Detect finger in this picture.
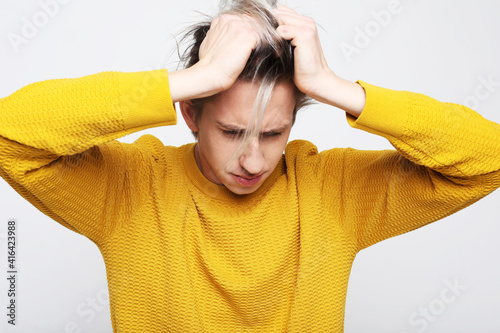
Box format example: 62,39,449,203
210,16,220,28
275,4,299,16
276,24,301,44
275,10,315,33
274,5,302,23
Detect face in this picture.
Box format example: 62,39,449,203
181,81,296,195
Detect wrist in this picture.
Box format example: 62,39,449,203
314,72,366,118
168,65,223,103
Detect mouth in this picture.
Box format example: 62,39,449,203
231,173,264,187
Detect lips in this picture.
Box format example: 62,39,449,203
231,173,264,187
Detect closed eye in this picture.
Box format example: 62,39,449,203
222,129,244,138
261,131,282,139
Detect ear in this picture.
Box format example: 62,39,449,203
179,100,199,133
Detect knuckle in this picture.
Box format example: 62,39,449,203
305,16,316,26
217,14,235,26
303,20,317,36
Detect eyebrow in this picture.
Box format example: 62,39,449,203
216,121,289,134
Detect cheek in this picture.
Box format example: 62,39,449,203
263,139,288,165
204,135,241,168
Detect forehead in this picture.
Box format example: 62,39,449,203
203,81,296,129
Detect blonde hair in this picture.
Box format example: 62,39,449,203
179,0,312,167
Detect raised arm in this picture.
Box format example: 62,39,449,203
333,82,500,249
274,5,366,117
169,14,260,103
0,70,176,244
275,5,500,250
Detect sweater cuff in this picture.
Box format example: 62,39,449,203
119,69,177,133
346,81,410,142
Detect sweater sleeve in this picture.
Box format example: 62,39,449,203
0,69,177,245
322,81,500,251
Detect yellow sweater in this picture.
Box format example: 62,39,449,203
1,70,499,332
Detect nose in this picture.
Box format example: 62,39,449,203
239,137,265,176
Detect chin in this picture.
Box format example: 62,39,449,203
226,182,261,196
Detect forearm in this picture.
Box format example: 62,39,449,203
309,71,366,118
0,70,176,244
168,66,223,103
335,82,500,249
349,81,500,177
0,70,176,157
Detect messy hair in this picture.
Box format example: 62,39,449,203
179,0,312,161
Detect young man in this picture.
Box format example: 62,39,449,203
0,1,499,332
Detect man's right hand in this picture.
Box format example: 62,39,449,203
169,14,260,103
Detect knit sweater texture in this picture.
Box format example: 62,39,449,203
1,69,499,332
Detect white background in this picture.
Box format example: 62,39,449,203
0,0,499,332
